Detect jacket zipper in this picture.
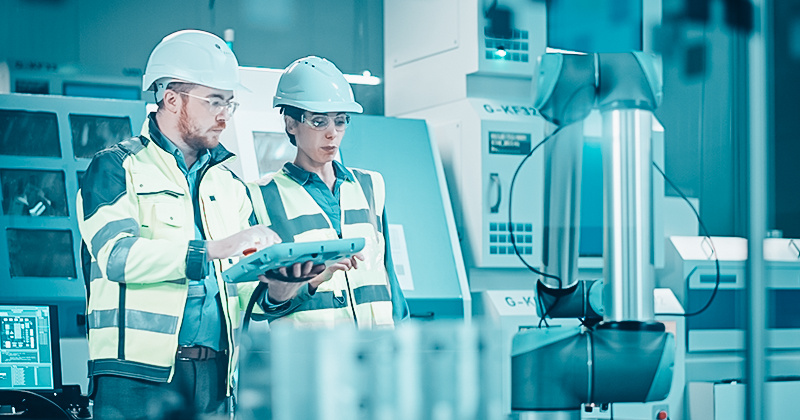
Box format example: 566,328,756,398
196,161,234,380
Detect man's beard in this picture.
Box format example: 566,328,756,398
178,103,226,151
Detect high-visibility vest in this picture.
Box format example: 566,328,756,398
77,117,259,393
249,167,394,329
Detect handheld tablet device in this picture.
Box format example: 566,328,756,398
221,238,365,284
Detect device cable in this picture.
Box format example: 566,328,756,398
508,125,566,284
507,124,568,328
242,282,267,333
653,162,721,317
520,73,598,323
0,389,78,420
483,0,498,18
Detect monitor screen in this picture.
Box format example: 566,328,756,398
0,304,62,391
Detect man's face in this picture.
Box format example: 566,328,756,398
176,85,235,152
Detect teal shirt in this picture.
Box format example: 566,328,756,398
152,120,223,351
282,161,353,236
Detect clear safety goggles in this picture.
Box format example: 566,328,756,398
300,113,351,132
178,91,239,116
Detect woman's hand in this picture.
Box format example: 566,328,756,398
308,253,365,291
258,252,365,301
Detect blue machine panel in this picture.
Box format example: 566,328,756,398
768,289,800,329
340,115,467,319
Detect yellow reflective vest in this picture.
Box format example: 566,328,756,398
76,116,260,393
248,166,394,329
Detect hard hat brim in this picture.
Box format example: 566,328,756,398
273,98,363,114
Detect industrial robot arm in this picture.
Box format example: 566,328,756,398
512,52,674,418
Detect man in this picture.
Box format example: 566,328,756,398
77,30,297,419
249,56,409,328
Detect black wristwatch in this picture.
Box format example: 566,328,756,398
185,240,208,280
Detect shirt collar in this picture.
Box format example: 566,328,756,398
282,160,354,185
147,113,173,152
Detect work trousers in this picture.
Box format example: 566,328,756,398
92,354,227,420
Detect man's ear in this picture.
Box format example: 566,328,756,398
161,90,182,114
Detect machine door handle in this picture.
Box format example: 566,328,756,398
701,236,716,260
789,239,800,259
489,173,502,214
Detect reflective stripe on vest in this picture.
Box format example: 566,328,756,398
88,308,179,334
107,237,138,282
90,218,139,256
256,181,329,242
293,284,390,312
350,169,382,233
353,284,391,304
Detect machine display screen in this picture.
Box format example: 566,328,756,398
546,0,642,53
0,304,61,391
0,110,61,157
63,82,141,101
253,131,296,177
769,289,800,329
69,114,133,159
0,169,68,217
6,229,76,278
489,132,531,155
686,289,746,330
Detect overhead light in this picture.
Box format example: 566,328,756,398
495,47,508,58
545,47,587,55
238,66,381,86
343,70,381,86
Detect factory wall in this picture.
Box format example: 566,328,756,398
4,0,796,238
1,0,385,114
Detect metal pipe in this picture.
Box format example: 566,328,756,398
542,122,584,288
600,109,655,323
746,0,770,417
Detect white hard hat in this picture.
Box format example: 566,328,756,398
273,56,363,113
143,29,244,102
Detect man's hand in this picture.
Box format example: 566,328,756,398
206,225,281,260
259,253,365,303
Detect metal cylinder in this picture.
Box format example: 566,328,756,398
600,109,655,322
541,122,584,289
511,326,674,413
516,411,579,420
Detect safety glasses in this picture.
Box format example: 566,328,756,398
178,91,239,116
300,113,351,132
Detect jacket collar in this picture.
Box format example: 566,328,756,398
282,160,354,186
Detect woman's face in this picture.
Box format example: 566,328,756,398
287,112,349,166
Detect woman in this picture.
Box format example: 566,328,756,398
250,56,408,328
